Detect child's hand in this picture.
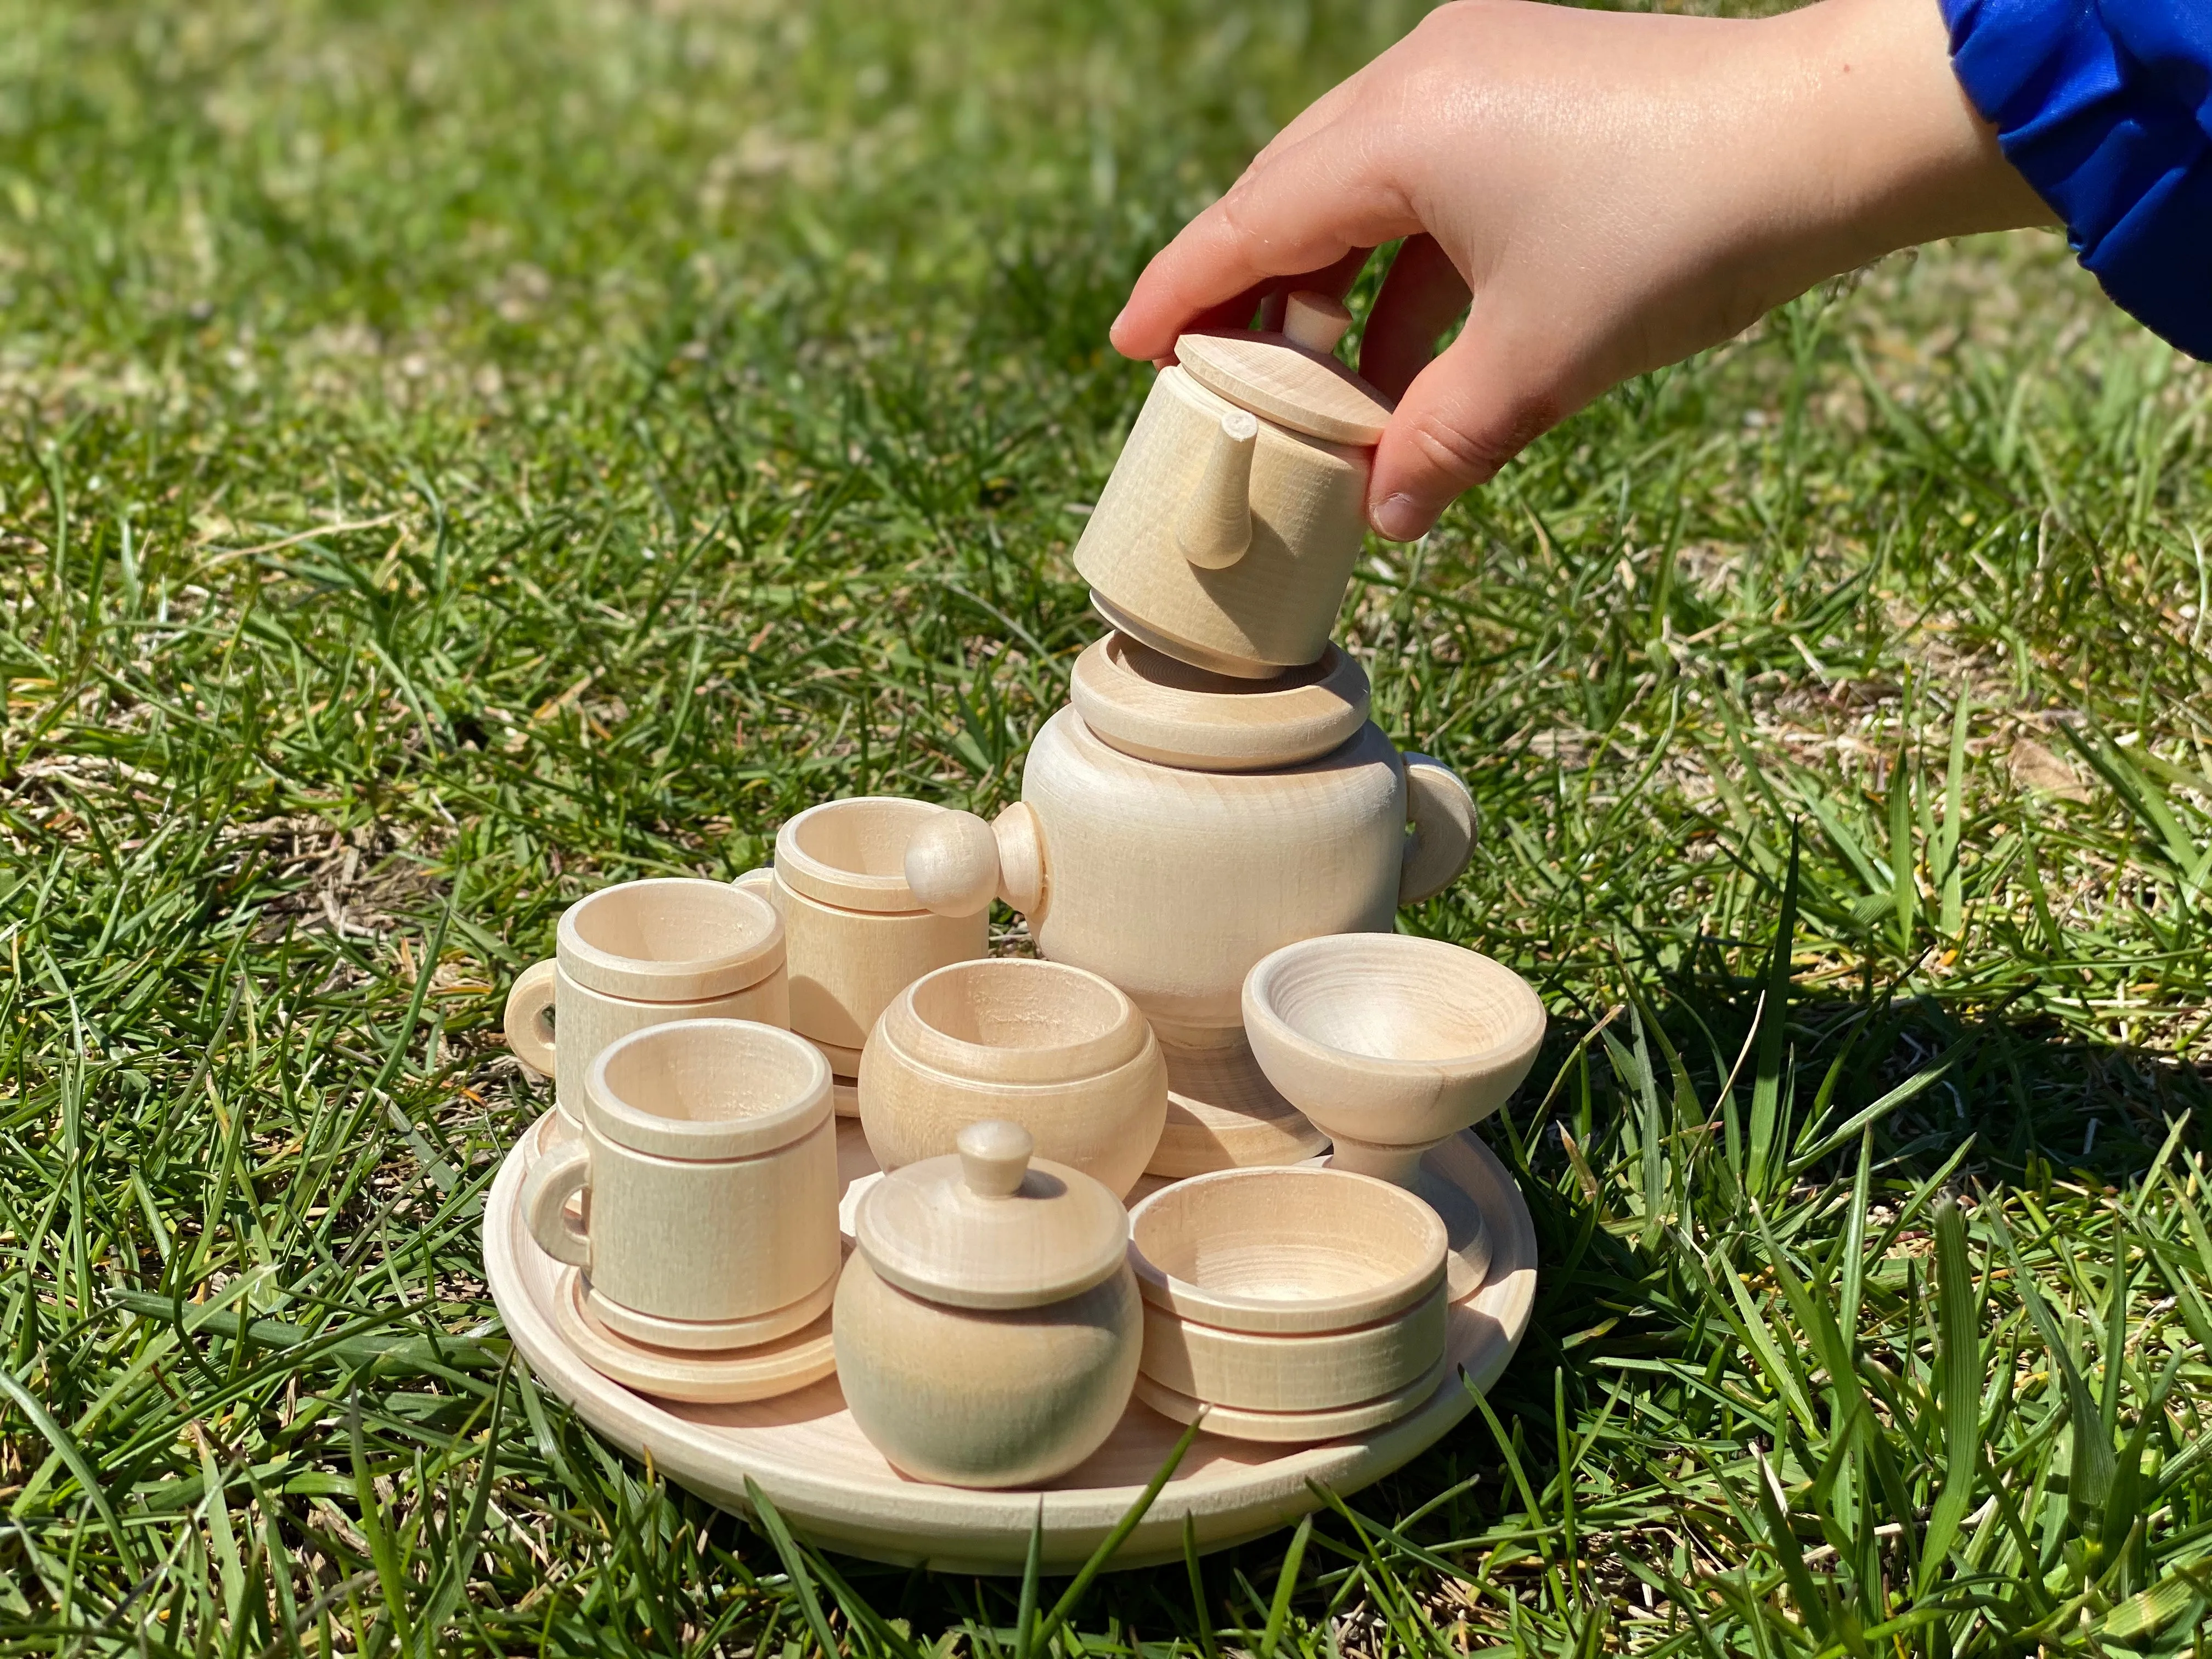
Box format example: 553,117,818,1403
1111,0,2051,541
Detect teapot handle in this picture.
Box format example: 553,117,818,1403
904,803,1048,918
1399,754,1477,905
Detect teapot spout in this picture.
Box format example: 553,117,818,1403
1177,409,1259,569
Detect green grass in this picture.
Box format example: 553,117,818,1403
1,0,2209,1652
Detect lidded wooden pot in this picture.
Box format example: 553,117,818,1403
833,1121,1141,1488
904,635,1477,1045
1074,291,1395,679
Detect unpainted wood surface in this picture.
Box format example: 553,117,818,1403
484,1114,1536,1572
1074,366,1368,676
1132,1352,1447,1443
1138,1280,1447,1412
1067,633,1370,773
559,877,786,1000
1126,1165,1446,1332
1244,935,1547,1156
737,866,987,1053
1017,709,1408,1036
834,1253,1141,1488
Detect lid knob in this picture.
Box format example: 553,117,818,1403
1282,291,1351,356
957,1120,1034,1198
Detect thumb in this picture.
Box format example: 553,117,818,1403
1365,320,1569,541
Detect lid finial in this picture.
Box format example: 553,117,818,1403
1282,290,1352,356
957,1120,1034,1198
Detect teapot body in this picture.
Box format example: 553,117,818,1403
1073,366,1369,679
1019,707,1406,1041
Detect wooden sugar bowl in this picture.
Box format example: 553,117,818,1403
858,958,1167,1198
1074,291,1395,679
903,635,1477,1045
833,1121,1141,1488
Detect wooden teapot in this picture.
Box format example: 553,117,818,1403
903,634,1476,1046
1073,291,1395,679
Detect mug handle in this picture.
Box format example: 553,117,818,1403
518,1138,591,1267
503,958,558,1078
1400,754,1478,905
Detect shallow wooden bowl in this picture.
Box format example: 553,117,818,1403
1126,1166,1447,1334
1138,1279,1447,1412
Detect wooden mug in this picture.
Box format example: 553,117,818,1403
517,1019,840,1344
504,877,788,1139
737,797,986,1073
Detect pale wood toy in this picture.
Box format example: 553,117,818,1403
1243,936,1547,1297
520,1019,842,1370
1148,1034,1327,1177
1125,1165,1449,1439
504,877,789,1141
902,645,1476,1174
834,1121,1141,1488
1132,1354,1449,1443
553,1270,837,1404
486,1114,1536,1569
1074,290,1396,678
857,958,1167,1197
736,796,988,1103
1068,632,1369,772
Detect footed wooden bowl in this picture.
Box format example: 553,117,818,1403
1243,936,1544,1186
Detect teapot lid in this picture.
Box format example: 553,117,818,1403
1070,632,1370,771
854,1121,1129,1310
1175,291,1396,447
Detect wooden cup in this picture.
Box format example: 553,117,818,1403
504,878,788,1138
738,797,987,1075
517,1019,840,1341
857,958,1168,1197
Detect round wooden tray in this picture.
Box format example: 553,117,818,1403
484,1113,1535,1573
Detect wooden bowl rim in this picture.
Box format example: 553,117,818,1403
1126,1166,1447,1334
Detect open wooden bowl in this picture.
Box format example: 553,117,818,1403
859,959,1167,1197
1125,1167,1448,1437
1242,935,1545,1187
1127,1166,1446,1334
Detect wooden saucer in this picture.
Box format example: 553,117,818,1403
554,1270,837,1404
584,1265,838,1352
1133,1354,1448,1444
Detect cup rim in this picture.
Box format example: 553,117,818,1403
584,1018,831,1160
774,796,943,913
558,878,783,1001
1242,935,1547,1082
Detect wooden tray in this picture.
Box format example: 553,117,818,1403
484,1114,1536,1573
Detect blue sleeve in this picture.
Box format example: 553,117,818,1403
1937,0,2212,359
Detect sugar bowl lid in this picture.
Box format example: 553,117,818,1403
1070,631,1370,771
854,1121,1129,1311
1175,291,1396,448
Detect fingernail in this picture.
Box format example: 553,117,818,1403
1109,304,1130,340
1370,493,1426,542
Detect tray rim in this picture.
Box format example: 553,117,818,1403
485,1112,1536,1573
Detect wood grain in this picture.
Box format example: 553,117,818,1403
485,1113,1536,1572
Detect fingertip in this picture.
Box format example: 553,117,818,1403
1369,492,1435,543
